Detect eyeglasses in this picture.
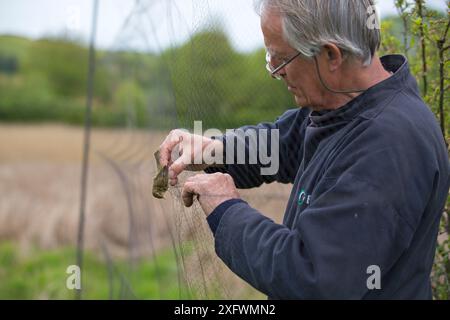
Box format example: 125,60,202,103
266,51,302,80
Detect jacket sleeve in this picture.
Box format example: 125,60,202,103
205,108,308,188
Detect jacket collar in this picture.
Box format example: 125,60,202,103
308,54,413,127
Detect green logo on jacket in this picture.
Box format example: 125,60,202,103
298,189,311,206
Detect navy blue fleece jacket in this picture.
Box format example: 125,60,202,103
204,55,450,299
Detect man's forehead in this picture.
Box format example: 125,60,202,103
261,7,291,55
266,47,287,57
265,36,293,57
261,7,283,33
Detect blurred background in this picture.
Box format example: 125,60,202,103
0,0,448,299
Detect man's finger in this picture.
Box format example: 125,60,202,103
169,177,178,186
181,181,198,207
169,152,191,181
159,132,184,167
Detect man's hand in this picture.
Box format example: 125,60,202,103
158,129,223,186
181,173,240,216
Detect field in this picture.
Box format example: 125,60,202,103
0,124,291,299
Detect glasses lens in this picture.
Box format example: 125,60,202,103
266,53,273,71
266,52,282,80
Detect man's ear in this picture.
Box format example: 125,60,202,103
322,43,343,72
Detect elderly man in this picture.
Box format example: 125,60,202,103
158,0,449,299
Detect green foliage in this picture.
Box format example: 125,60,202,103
0,54,18,74
0,73,59,121
0,35,32,62
0,30,295,129
165,29,241,128
431,205,449,300
0,242,192,299
391,0,450,300
161,28,295,129
0,6,446,130
22,39,88,98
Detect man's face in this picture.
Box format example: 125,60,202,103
261,10,324,108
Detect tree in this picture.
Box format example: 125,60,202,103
394,0,450,299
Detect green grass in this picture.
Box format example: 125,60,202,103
0,242,193,300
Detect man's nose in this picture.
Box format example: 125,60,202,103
273,67,287,79
277,68,287,78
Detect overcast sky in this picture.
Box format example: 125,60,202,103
0,0,447,52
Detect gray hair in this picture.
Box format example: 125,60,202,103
257,0,381,66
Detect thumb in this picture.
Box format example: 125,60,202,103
182,181,198,207
169,152,191,180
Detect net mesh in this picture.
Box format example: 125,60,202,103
85,0,292,299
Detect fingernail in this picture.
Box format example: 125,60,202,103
169,169,175,179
